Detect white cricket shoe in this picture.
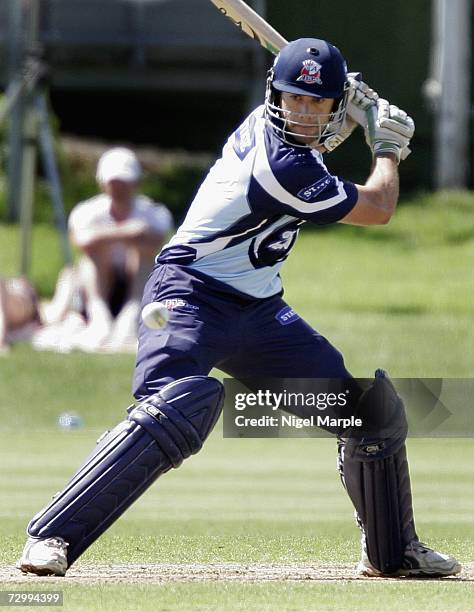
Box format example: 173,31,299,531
358,539,461,578
17,537,68,576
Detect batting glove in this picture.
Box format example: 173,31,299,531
323,72,377,153
347,74,379,128
366,98,415,162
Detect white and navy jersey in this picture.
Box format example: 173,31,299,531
159,105,358,298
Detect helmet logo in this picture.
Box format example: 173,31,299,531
296,59,322,85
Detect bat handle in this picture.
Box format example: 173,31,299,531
366,103,377,144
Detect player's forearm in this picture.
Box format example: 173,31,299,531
125,233,166,257
72,228,117,251
73,220,147,251
356,154,399,225
367,152,399,201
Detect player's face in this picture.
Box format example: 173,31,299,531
280,93,335,145
104,179,136,202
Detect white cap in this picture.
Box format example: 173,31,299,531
96,147,141,184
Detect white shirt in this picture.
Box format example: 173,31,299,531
69,194,173,266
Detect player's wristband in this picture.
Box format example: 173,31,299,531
373,141,402,163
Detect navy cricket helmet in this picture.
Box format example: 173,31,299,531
265,38,350,148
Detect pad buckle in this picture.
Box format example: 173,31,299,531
363,442,385,454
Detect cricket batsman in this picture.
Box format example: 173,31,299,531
18,38,461,578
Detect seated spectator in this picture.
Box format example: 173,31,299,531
0,277,42,354
39,147,173,353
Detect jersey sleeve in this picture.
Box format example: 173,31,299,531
249,131,358,225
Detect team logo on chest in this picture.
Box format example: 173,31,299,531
249,220,303,269
297,60,322,85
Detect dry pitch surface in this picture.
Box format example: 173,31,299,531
2,563,473,584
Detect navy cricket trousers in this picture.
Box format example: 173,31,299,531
133,264,351,399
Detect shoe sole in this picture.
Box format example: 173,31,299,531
17,563,65,577
395,562,462,578
359,563,462,578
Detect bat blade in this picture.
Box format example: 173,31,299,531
209,0,287,55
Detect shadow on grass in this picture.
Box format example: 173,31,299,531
445,229,474,245
342,304,428,316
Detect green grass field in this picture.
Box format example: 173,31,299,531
1,191,473,610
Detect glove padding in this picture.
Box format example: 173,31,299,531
347,76,379,128
323,73,378,153
367,99,415,162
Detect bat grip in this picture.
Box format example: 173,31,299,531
367,104,377,145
